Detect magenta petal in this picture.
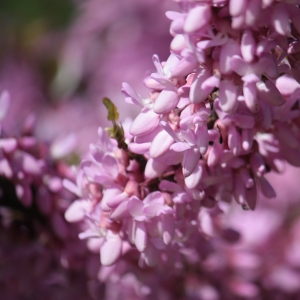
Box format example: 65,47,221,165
0,138,17,153
16,184,32,207
182,147,200,177
231,114,255,129
228,126,241,155
184,5,211,33
150,130,174,158
244,185,257,210
272,3,290,35
240,168,254,189
100,234,122,266
233,175,246,205
130,109,160,136
0,90,10,121
0,158,13,178
135,221,147,252
245,0,261,26
229,0,247,17
243,81,258,112
276,76,300,96
280,145,300,167
242,129,254,151
18,151,42,176
275,123,299,149
257,80,284,106
257,176,276,198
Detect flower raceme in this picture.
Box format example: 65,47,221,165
64,0,300,276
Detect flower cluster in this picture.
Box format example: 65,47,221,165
0,91,99,299
63,1,300,297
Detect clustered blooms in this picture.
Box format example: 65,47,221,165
0,91,99,299
2,0,300,299
63,0,300,298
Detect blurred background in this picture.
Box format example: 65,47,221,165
0,0,175,152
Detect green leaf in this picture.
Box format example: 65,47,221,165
102,97,119,121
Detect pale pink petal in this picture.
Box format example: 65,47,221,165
121,82,143,107
130,109,160,136
110,200,130,221
169,52,198,78
102,154,119,179
144,158,167,179
170,142,191,152
128,196,144,218
229,0,247,17
189,68,210,103
195,123,209,155
184,5,211,33
219,39,240,74
143,203,164,218
241,30,255,63
144,191,164,205
100,234,122,266
135,221,147,252
150,129,174,158
128,142,151,154
161,213,174,245
182,147,200,177
184,163,203,189
219,80,238,113
64,199,89,222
